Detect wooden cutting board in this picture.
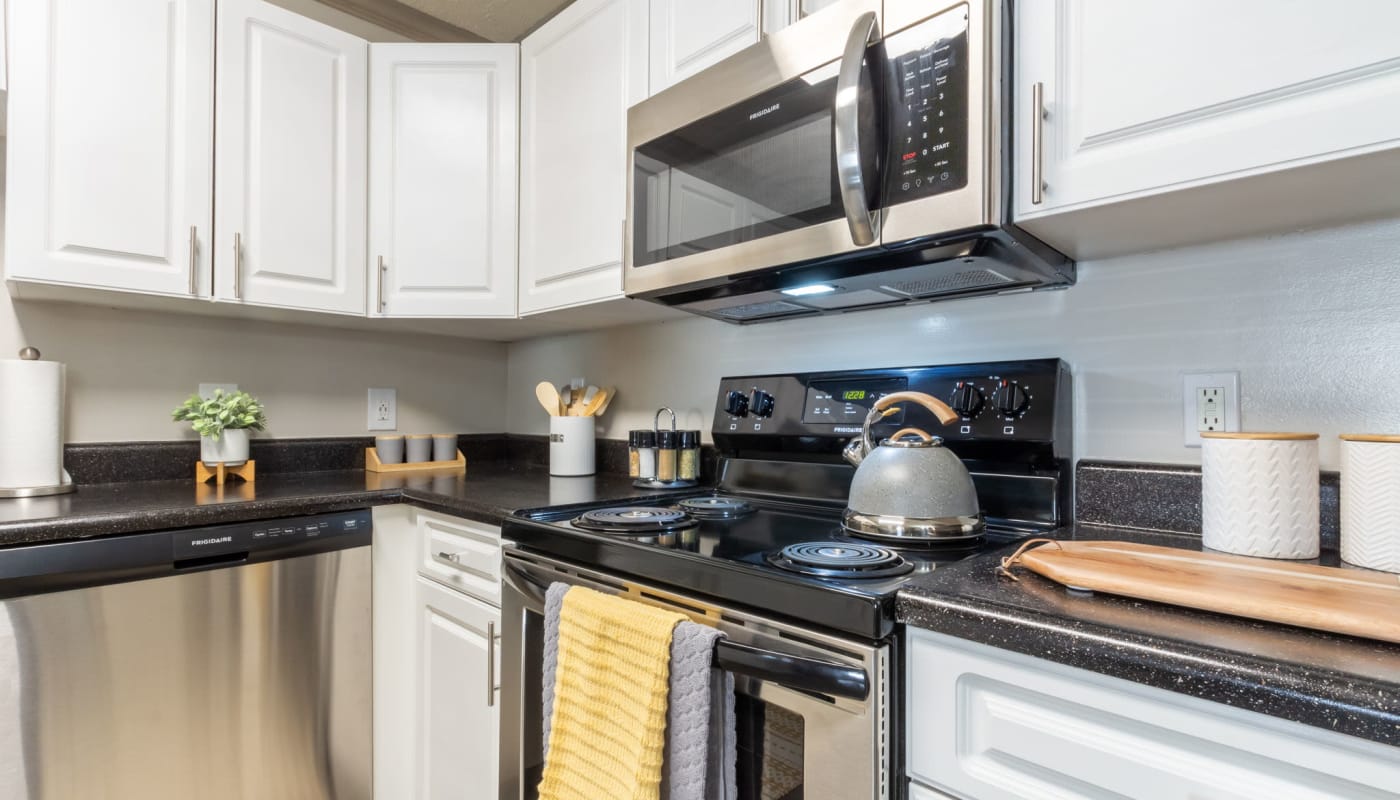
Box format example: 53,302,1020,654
1004,540,1400,645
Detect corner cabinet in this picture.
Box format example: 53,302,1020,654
368,44,519,319
517,0,648,316
648,0,761,93
906,629,1400,799
214,0,368,315
5,0,214,297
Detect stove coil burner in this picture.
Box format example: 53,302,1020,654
676,496,755,520
766,541,914,579
572,506,699,534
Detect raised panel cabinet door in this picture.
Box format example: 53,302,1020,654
649,0,760,93
369,44,519,319
762,0,842,35
1015,0,1400,219
5,0,214,296
518,0,648,316
214,0,368,315
415,577,499,800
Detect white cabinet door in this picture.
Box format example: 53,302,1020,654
415,576,499,800
214,0,368,315
369,44,518,319
5,0,213,297
649,0,760,93
518,0,648,315
907,629,1400,800
1014,0,1400,221
762,0,842,35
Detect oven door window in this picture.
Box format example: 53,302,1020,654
632,59,873,268
736,695,806,800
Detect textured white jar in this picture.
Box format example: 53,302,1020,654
1201,432,1319,559
549,416,595,477
1339,434,1400,573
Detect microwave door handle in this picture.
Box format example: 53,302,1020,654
714,640,870,701
834,10,881,247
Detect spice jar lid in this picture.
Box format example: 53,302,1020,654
657,429,679,448
679,430,700,448
632,429,656,447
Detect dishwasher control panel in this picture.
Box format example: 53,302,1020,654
173,509,372,560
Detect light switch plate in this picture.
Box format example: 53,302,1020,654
1182,371,1240,447
368,388,397,431
198,383,238,399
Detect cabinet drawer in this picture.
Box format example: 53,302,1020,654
907,629,1400,799
416,510,502,606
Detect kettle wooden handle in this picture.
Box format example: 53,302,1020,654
889,427,934,443
873,391,959,426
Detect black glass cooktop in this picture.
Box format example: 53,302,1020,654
506,493,1025,641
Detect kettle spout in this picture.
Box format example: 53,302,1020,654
842,437,866,467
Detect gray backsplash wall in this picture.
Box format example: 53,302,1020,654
506,216,1400,470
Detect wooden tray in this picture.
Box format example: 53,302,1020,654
1003,540,1400,645
364,448,466,473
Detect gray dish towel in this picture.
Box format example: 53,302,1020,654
540,583,738,799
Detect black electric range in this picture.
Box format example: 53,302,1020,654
504,358,1072,642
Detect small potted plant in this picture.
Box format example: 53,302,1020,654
171,389,268,467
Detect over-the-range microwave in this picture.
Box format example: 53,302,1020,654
624,0,1073,323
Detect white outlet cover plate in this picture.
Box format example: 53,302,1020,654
1182,371,1240,447
368,387,397,431
198,383,238,399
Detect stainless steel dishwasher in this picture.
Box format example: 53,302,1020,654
0,509,372,800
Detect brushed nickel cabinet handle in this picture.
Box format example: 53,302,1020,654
485,620,496,707
436,551,461,564
1031,81,1046,205
378,256,387,313
188,226,198,295
233,232,243,300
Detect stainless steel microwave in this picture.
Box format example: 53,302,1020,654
624,0,1073,323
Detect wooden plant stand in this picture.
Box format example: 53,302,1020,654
196,460,256,486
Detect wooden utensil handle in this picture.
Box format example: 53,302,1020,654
873,391,959,426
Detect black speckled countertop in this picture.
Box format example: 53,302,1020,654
897,524,1400,748
0,466,674,546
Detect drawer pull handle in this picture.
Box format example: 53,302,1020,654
436,551,463,564
486,620,496,708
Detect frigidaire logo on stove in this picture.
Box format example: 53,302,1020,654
749,102,780,121
191,535,233,547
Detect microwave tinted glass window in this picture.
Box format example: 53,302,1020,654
632,64,848,268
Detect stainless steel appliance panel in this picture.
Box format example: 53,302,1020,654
0,543,371,799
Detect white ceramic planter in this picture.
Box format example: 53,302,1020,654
201,428,250,467
1340,434,1400,573
1201,432,1319,559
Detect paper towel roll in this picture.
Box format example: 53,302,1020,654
0,357,66,490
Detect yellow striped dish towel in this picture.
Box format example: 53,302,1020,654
539,586,687,800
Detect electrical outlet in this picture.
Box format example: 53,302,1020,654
1182,372,1240,447
368,388,397,431
198,383,238,399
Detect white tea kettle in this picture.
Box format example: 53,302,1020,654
841,391,984,541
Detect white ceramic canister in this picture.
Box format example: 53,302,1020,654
1201,432,1320,559
549,416,596,477
1339,434,1400,573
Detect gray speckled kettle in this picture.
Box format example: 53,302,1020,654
841,391,984,542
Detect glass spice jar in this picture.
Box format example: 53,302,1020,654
635,430,657,480
678,430,700,482
656,429,679,483
628,429,644,478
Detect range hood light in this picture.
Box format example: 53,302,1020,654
781,284,838,297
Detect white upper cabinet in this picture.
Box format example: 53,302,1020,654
649,0,761,94
518,0,648,316
5,0,214,297
762,0,842,35
214,0,368,315
1014,0,1400,254
369,44,519,318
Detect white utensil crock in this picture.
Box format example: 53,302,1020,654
1340,434,1400,573
1201,432,1319,559
549,416,595,477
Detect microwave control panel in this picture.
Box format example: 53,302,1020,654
884,3,970,205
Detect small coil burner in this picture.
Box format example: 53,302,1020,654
675,496,755,520
766,541,913,579
572,506,698,534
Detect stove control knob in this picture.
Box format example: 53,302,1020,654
725,390,750,417
993,381,1030,418
948,382,985,418
750,389,775,418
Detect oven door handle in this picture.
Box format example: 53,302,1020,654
715,640,870,701
834,10,881,247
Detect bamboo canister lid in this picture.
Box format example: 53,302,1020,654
1200,432,1319,441
1339,434,1400,443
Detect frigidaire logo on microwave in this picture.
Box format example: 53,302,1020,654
749,102,780,121
190,535,233,547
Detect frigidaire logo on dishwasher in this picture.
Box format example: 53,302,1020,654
191,535,233,547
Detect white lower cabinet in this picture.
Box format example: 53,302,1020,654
906,628,1400,800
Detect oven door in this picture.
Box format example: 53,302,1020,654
624,1,885,298
500,549,891,800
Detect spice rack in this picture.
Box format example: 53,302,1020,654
632,407,700,489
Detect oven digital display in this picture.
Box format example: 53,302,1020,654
802,378,907,424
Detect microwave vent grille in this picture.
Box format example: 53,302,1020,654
881,268,1015,298
712,300,812,321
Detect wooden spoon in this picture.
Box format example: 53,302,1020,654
588,387,615,417
572,386,599,416
535,382,560,417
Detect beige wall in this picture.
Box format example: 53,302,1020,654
507,216,1400,470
